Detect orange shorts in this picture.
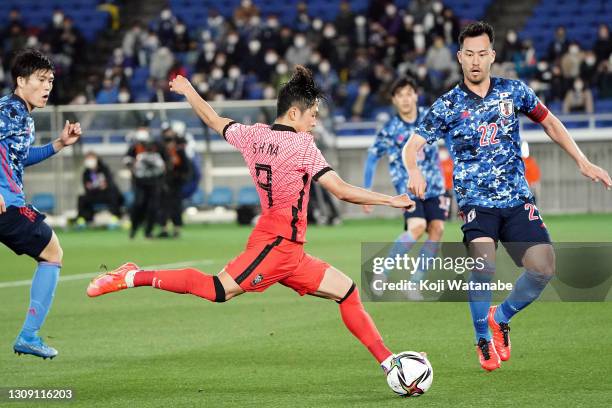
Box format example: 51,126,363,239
224,231,329,295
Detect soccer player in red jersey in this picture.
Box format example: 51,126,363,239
88,66,417,377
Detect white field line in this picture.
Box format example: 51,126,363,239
0,259,215,289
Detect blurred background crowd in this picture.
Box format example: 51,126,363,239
0,0,611,119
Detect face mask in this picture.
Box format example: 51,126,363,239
310,53,321,65
574,81,584,91
211,69,223,80
323,27,336,38
53,13,63,26
537,61,548,72
118,92,130,103
203,41,215,53
215,56,226,66
227,34,239,45
84,158,97,169
135,129,150,142
248,40,261,53
263,86,276,99
276,64,288,75
312,19,323,30
241,0,252,7
175,24,185,35
294,36,306,48
161,9,171,20
267,18,279,29
228,67,240,79
319,61,330,74
585,56,596,66
417,66,427,77
385,5,397,16
432,2,443,13
569,45,579,55
355,15,366,26
201,30,211,41
250,16,260,26
403,15,414,26
197,82,209,93
26,36,38,47
265,52,278,65
507,32,517,43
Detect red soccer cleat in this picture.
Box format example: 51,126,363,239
476,338,501,371
87,262,140,297
488,305,511,361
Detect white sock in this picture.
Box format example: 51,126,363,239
380,354,395,374
124,270,137,288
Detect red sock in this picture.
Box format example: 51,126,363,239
339,285,392,363
134,268,217,302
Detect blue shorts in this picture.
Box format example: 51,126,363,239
404,195,449,226
459,200,551,266
0,205,53,258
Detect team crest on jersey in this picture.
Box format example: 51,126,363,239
251,274,264,286
467,208,476,223
499,99,514,118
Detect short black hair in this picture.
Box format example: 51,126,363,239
458,21,495,48
390,76,418,97
276,65,324,117
11,48,54,85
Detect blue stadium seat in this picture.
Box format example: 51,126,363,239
207,186,234,207
184,187,205,208
237,186,259,206
31,193,56,214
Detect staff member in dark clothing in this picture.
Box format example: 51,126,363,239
158,123,191,238
77,152,123,224
124,128,166,239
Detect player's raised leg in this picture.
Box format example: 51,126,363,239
467,238,500,371
14,231,62,359
87,263,242,302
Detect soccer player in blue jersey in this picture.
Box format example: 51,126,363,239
0,49,82,359
403,22,611,371
363,77,448,298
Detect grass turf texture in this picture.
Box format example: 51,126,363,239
1,215,611,407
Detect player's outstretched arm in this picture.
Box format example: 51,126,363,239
25,121,82,167
318,170,415,210
0,193,5,214
402,134,428,199
540,113,612,189
169,75,233,136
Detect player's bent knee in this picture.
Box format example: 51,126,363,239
427,222,444,240
38,233,63,263
217,270,245,301
409,221,426,239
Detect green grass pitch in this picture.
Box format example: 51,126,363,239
1,214,611,407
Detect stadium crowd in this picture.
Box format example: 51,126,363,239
0,1,611,119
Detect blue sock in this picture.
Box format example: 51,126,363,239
410,240,440,283
468,264,495,342
20,262,61,340
494,269,552,323
383,231,416,277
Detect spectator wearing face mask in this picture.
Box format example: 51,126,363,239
500,30,522,63
596,56,612,99
580,51,599,87
76,152,123,226
233,0,260,28
285,34,311,67
155,8,177,47
563,77,594,114
561,43,583,87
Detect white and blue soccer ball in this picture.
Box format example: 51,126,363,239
386,351,433,397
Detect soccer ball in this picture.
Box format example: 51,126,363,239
386,351,433,397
